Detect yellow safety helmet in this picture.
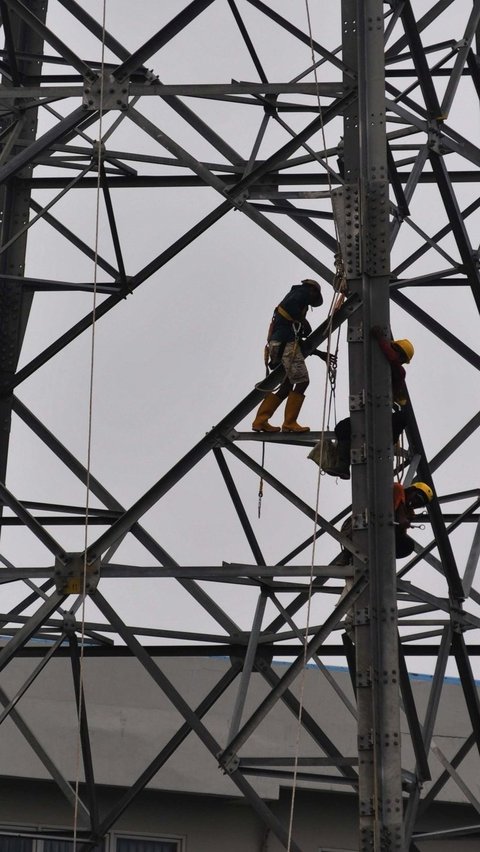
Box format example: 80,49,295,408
393,338,414,363
410,482,433,503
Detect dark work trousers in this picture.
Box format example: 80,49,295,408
335,409,407,444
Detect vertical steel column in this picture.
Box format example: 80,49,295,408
342,2,403,850
0,0,47,510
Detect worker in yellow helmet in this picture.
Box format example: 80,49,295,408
252,279,325,434
323,325,415,480
394,480,433,557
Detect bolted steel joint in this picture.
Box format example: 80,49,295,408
218,750,240,775
83,72,130,111
54,552,101,595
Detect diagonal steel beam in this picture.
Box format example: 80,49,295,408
113,0,216,82
2,0,95,80
92,589,306,852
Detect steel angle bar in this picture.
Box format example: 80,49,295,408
404,626,451,846
394,0,443,118
227,0,267,84
0,634,64,727
269,197,337,255
99,564,347,579
392,192,480,278
429,411,480,474
240,767,355,785
391,290,480,371
397,580,452,616
463,519,480,596
389,511,480,580
0,104,94,187
213,447,265,565
239,757,358,766
227,592,267,742
467,47,480,100
12,399,240,637
419,732,475,815
413,825,480,842
439,119,480,169
0,164,91,258
99,162,127,286
29,200,118,278
440,1,480,117
429,152,480,310
245,0,353,78
387,141,410,219
68,635,98,832
252,661,358,788
2,0,95,80
451,631,480,760
57,0,132,65
0,681,90,824
244,114,270,177
10,279,117,295
398,645,430,782
429,740,480,816
0,482,66,559
400,216,458,268
12,200,231,390
268,595,357,719
387,145,428,248
223,440,367,561
0,590,66,674
126,107,336,282
385,0,455,59
92,590,305,852
84,297,359,562
93,661,242,843
219,575,368,763
279,505,352,565
113,0,216,82
392,272,464,288
0,0,21,85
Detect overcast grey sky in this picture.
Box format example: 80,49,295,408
1,1,479,676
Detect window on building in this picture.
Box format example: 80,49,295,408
0,836,33,852
116,838,181,852
0,832,103,852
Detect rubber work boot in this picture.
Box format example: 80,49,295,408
324,439,350,480
282,391,310,433
252,392,282,432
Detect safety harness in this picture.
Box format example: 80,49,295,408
263,304,306,370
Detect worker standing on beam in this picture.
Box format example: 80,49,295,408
325,325,414,479
252,278,325,434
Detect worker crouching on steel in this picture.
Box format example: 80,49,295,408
338,481,433,566
252,279,324,434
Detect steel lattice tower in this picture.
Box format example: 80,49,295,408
0,2,479,850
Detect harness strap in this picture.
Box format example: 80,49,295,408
276,304,307,323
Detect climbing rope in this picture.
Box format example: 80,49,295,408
286,4,347,850
72,1,107,847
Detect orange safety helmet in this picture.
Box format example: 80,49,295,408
393,338,414,363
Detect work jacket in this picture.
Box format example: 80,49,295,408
269,284,313,343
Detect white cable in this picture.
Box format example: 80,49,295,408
73,1,107,847
286,4,343,849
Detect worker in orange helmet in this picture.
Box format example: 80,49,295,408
252,279,325,434
338,480,433,567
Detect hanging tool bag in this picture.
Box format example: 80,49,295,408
308,438,339,471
